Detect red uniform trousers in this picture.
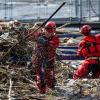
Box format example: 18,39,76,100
73,59,100,79
35,65,55,94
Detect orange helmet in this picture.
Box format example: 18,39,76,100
80,25,91,36
45,21,56,34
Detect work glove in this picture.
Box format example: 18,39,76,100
37,36,49,46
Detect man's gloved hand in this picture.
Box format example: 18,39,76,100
37,36,49,46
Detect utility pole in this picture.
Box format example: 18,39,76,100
4,0,7,21
37,0,40,21
79,0,82,22
88,0,91,21
10,0,13,20
75,0,78,17
99,0,100,21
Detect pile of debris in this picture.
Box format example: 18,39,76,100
0,21,100,100
0,64,100,100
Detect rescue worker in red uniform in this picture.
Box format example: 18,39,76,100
32,21,60,94
73,25,100,79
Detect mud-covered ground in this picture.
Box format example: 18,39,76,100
0,24,100,100
0,63,100,100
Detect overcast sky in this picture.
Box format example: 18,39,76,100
0,0,55,2
0,0,39,3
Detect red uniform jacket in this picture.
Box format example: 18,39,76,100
77,34,100,58
73,34,100,79
32,32,60,66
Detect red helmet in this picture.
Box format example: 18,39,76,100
80,25,91,36
45,21,56,34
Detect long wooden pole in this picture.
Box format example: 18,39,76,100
0,2,66,62
25,2,66,39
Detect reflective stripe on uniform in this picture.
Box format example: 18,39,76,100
87,57,100,61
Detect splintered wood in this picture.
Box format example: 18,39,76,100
0,64,100,100
0,24,100,100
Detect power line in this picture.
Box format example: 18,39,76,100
89,0,99,17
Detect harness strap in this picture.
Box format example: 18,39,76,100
93,36,98,52
37,36,55,87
